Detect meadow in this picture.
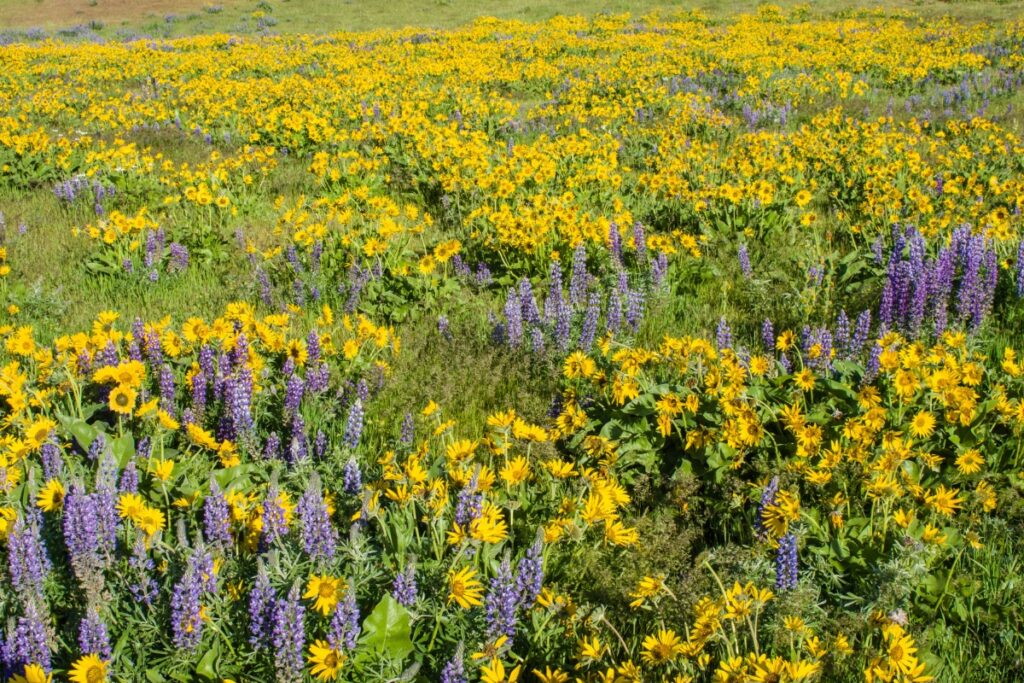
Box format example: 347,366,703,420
1,1,1024,682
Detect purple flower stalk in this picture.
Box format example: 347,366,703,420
440,650,467,683
272,585,306,683
716,317,732,351
343,399,364,450
392,564,417,607
569,245,589,307
775,532,798,591
261,485,288,548
249,564,275,649
203,480,232,548
296,484,336,562
79,608,112,661
485,558,519,640
327,588,360,652
8,511,51,600
515,539,544,608
738,244,753,278
343,458,362,495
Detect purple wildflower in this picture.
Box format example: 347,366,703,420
327,588,360,652
344,399,364,450
272,585,305,683
296,483,336,562
249,564,275,649
392,564,417,607
78,608,112,661
485,558,519,640
203,480,232,548
775,532,798,591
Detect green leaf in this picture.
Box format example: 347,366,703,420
58,415,100,452
111,433,136,469
145,670,167,683
195,641,219,680
359,594,413,661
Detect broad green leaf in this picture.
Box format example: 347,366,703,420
359,594,413,661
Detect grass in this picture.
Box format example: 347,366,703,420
1,0,1022,40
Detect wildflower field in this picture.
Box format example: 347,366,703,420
2,2,1024,682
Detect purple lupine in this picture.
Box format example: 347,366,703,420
578,292,601,352
284,371,304,417
261,485,288,548
392,564,417,607
263,433,281,461
63,484,99,568
343,399,364,450
7,512,51,599
755,476,779,540
191,370,207,415
356,379,370,405
168,243,189,272
834,310,850,359
41,441,63,480
865,343,882,383
851,310,871,358
650,251,669,287
129,537,158,606
485,558,519,640
716,317,732,351
555,301,572,351
203,480,232,548
545,259,564,323
327,588,360,652
156,365,175,413
257,268,273,307
249,564,276,649
170,564,204,650
515,539,544,608
606,287,623,334
94,463,119,557
399,413,414,446
608,222,623,265
87,433,107,462
296,483,336,562
227,370,254,434
440,649,467,683
343,458,362,495
1016,239,1024,297
569,245,589,307
625,287,644,333
272,586,306,683
454,477,483,527
78,608,112,660
475,262,492,287
530,326,545,354
761,319,775,352
305,364,330,394
289,413,308,464
310,241,323,273
632,221,647,263
119,461,139,494
313,430,328,460
438,315,452,341
452,254,472,278
519,278,541,326
738,244,753,278
144,230,159,269
775,532,798,591
7,601,51,673
503,288,523,348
